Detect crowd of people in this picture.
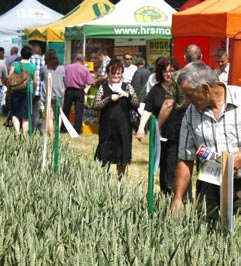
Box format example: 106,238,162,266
0,42,240,220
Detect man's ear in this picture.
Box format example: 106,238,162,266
201,83,210,94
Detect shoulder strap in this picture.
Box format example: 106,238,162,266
19,61,23,72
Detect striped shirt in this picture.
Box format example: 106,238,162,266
30,55,45,96
178,85,241,161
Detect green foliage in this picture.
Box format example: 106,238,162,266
0,126,240,265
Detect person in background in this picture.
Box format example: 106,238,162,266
93,59,139,180
158,44,202,146
122,52,137,83
30,44,45,132
62,53,93,134
89,48,101,78
8,46,37,134
0,56,8,115
40,49,65,135
92,48,111,88
5,46,19,71
145,56,162,95
136,57,179,194
0,47,5,61
131,57,151,102
171,61,241,219
213,48,230,85
158,44,202,197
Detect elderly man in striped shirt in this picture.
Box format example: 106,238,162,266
171,61,241,219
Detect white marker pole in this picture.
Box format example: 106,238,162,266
41,73,52,172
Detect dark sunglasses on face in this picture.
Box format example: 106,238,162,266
125,58,132,60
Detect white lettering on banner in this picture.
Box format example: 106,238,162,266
113,26,171,36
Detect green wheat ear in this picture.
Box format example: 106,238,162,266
0,125,240,264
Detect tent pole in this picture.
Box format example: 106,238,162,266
83,33,86,59
226,37,229,56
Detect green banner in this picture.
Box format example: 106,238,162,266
65,25,172,40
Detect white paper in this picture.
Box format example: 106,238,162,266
60,109,79,138
197,160,221,186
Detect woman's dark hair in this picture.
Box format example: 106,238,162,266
20,46,32,60
155,56,179,82
106,59,124,74
45,49,61,70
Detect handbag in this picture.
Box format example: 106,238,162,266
129,82,147,132
7,62,30,91
129,108,141,132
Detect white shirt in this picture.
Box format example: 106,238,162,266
122,64,137,83
214,63,230,85
146,73,157,94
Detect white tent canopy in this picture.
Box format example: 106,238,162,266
0,0,63,56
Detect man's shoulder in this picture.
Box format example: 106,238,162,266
171,69,181,80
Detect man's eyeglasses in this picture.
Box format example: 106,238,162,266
125,58,132,60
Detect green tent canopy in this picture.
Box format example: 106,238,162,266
65,0,176,41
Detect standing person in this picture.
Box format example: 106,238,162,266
213,48,230,85
131,57,151,102
122,52,137,83
158,44,202,145
93,59,139,180
40,49,65,135
158,44,202,197
89,48,101,78
136,57,179,194
62,53,93,134
92,48,111,87
0,58,8,115
145,56,163,95
171,61,241,218
8,46,37,134
5,46,19,71
30,44,45,132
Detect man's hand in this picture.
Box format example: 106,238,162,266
170,198,184,219
170,198,184,212
233,150,241,174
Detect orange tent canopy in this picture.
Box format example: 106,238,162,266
172,0,241,38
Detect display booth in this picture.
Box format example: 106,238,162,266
172,0,241,73
64,0,177,134
65,0,177,66
0,0,62,56
24,0,114,64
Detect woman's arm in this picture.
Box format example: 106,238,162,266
93,85,112,111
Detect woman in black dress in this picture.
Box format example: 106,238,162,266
93,59,139,179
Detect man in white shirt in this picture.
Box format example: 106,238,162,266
213,48,230,85
122,53,137,83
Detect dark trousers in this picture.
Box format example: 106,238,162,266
159,140,178,194
32,96,41,131
62,88,85,134
196,178,241,218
